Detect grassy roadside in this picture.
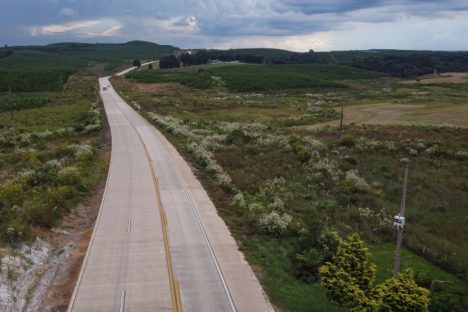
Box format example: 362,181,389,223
0,74,106,247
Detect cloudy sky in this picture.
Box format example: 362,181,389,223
2,0,468,51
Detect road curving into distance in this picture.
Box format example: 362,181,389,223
67,66,273,312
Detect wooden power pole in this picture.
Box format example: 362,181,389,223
393,160,410,277
339,103,344,131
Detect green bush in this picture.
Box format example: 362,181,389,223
0,181,23,207
57,166,81,186
339,135,356,147
296,248,323,282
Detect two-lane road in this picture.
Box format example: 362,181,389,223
68,73,272,311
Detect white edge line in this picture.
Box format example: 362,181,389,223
113,86,238,311
120,289,126,312
105,65,237,311
66,81,114,312
172,167,237,312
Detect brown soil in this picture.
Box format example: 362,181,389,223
27,100,111,312
136,83,176,93
402,72,468,84
307,102,468,129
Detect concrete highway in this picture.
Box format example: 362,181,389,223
68,69,272,311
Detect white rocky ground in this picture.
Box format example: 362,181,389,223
0,238,51,311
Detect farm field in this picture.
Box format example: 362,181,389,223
114,63,468,311
308,101,468,129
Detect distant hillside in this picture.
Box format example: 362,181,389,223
1,40,467,79
0,41,178,73
0,41,178,91
228,48,299,59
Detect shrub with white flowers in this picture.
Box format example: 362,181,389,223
309,158,342,183
268,197,285,211
358,206,392,231
304,137,325,150
44,159,64,171
187,141,234,190
345,170,370,192
258,211,293,235
147,112,195,138
231,192,246,209
68,144,94,160
425,145,439,155
455,150,468,159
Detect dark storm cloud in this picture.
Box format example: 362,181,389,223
1,0,468,50
271,0,385,14
272,0,468,15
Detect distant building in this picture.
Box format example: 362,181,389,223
173,49,192,58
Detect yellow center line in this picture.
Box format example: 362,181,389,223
110,90,182,312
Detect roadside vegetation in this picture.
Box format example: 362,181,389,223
0,75,106,246
114,63,468,311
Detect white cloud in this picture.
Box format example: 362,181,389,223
31,18,122,38
39,20,101,35
101,25,122,37
142,15,200,34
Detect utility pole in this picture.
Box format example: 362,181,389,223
393,159,410,277
339,103,344,131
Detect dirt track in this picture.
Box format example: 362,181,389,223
402,72,468,84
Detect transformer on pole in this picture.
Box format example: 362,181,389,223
393,158,410,277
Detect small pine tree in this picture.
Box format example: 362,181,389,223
376,269,430,312
320,233,431,312
132,59,141,67
320,233,379,311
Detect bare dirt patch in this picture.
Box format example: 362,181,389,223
307,102,468,129
402,72,468,84
136,82,176,93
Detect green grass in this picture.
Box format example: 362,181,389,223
0,100,89,134
370,244,468,286
127,68,213,88
244,236,344,312
0,75,105,247
371,244,468,311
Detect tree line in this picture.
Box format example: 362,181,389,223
351,52,468,77
158,50,265,69
158,49,468,78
